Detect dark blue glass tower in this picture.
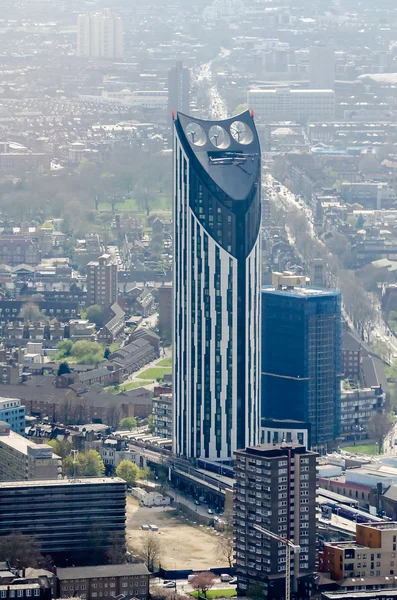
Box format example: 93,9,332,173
261,276,342,448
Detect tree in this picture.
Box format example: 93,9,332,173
217,529,234,568
190,572,216,598
119,417,137,431
116,460,141,485
106,532,126,564
19,302,43,323
57,339,74,359
368,412,393,453
104,347,111,359
148,414,154,433
0,533,44,568
47,439,72,459
70,340,104,365
86,304,106,327
356,214,366,229
140,531,162,571
247,583,265,599
57,361,71,376
63,449,105,477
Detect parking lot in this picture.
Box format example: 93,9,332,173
126,497,227,570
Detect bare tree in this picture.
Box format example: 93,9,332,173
0,533,44,568
217,530,234,568
140,531,162,571
368,412,393,453
191,572,216,598
106,532,126,564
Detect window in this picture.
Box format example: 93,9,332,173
34,591,40,597
17,591,23,598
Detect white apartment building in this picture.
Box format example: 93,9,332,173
248,87,335,122
0,397,25,435
77,9,124,59
0,421,62,482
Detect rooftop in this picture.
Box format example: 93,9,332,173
56,563,149,580
0,477,125,489
0,430,57,459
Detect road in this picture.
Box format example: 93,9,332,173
194,48,229,120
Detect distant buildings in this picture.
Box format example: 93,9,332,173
309,43,335,89
77,9,124,59
0,421,62,481
87,254,118,308
340,386,385,439
247,87,335,122
57,564,150,600
167,61,190,119
173,111,262,460
0,477,126,561
0,397,25,434
234,443,317,598
261,273,342,450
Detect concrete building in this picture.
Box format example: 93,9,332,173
153,393,173,439
173,111,262,460
342,331,362,381
309,43,335,89
0,397,25,434
0,478,126,561
247,87,335,123
168,61,190,120
87,254,118,308
323,522,397,580
262,273,342,450
0,421,62,481
77,9,124,59
234,443,318,599
260,418,311,448
158,282,172,344
57,563,149,600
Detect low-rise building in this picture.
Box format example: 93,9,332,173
341,386,385,440
0,421,62,481
57,563,149,600
0,397,25,434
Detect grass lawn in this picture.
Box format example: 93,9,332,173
189,591,236,599
156,357,172,367
136,367,172,380
120,381,152,391
342,443,379,455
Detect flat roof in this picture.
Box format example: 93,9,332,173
57,563,149,580
248,88,334,94
262,285,339,298
0,477,125,489
0,430,57,458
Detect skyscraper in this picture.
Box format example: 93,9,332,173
77,9,124,59
261,272,342,450
309,43,335,89
173,111,261,460
234,443,318,599
168,62,190,121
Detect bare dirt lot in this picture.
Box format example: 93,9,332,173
126,497,226,570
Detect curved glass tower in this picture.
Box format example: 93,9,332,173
173,111,261,460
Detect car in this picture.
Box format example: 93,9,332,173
220,574,233,582
194,500,200,506
163,582,176,589
229,578,237,585
207,508,214,515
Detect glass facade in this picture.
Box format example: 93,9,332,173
261,288,342,447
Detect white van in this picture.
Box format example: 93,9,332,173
188,575,195,583
220,574,233,582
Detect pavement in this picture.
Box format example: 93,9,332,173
151,577,236,593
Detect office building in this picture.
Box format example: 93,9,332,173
0,397,25,434
0,478,126,561
234,443,318,598
309,43,335,89
168,61,190,119
87,254,118,308
247,87,335,123
0,421,62,481
173,111,261,460
262,272,342,449
324,522,397,581
77,9,124,59
57,564,149,600
158,282,173,344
